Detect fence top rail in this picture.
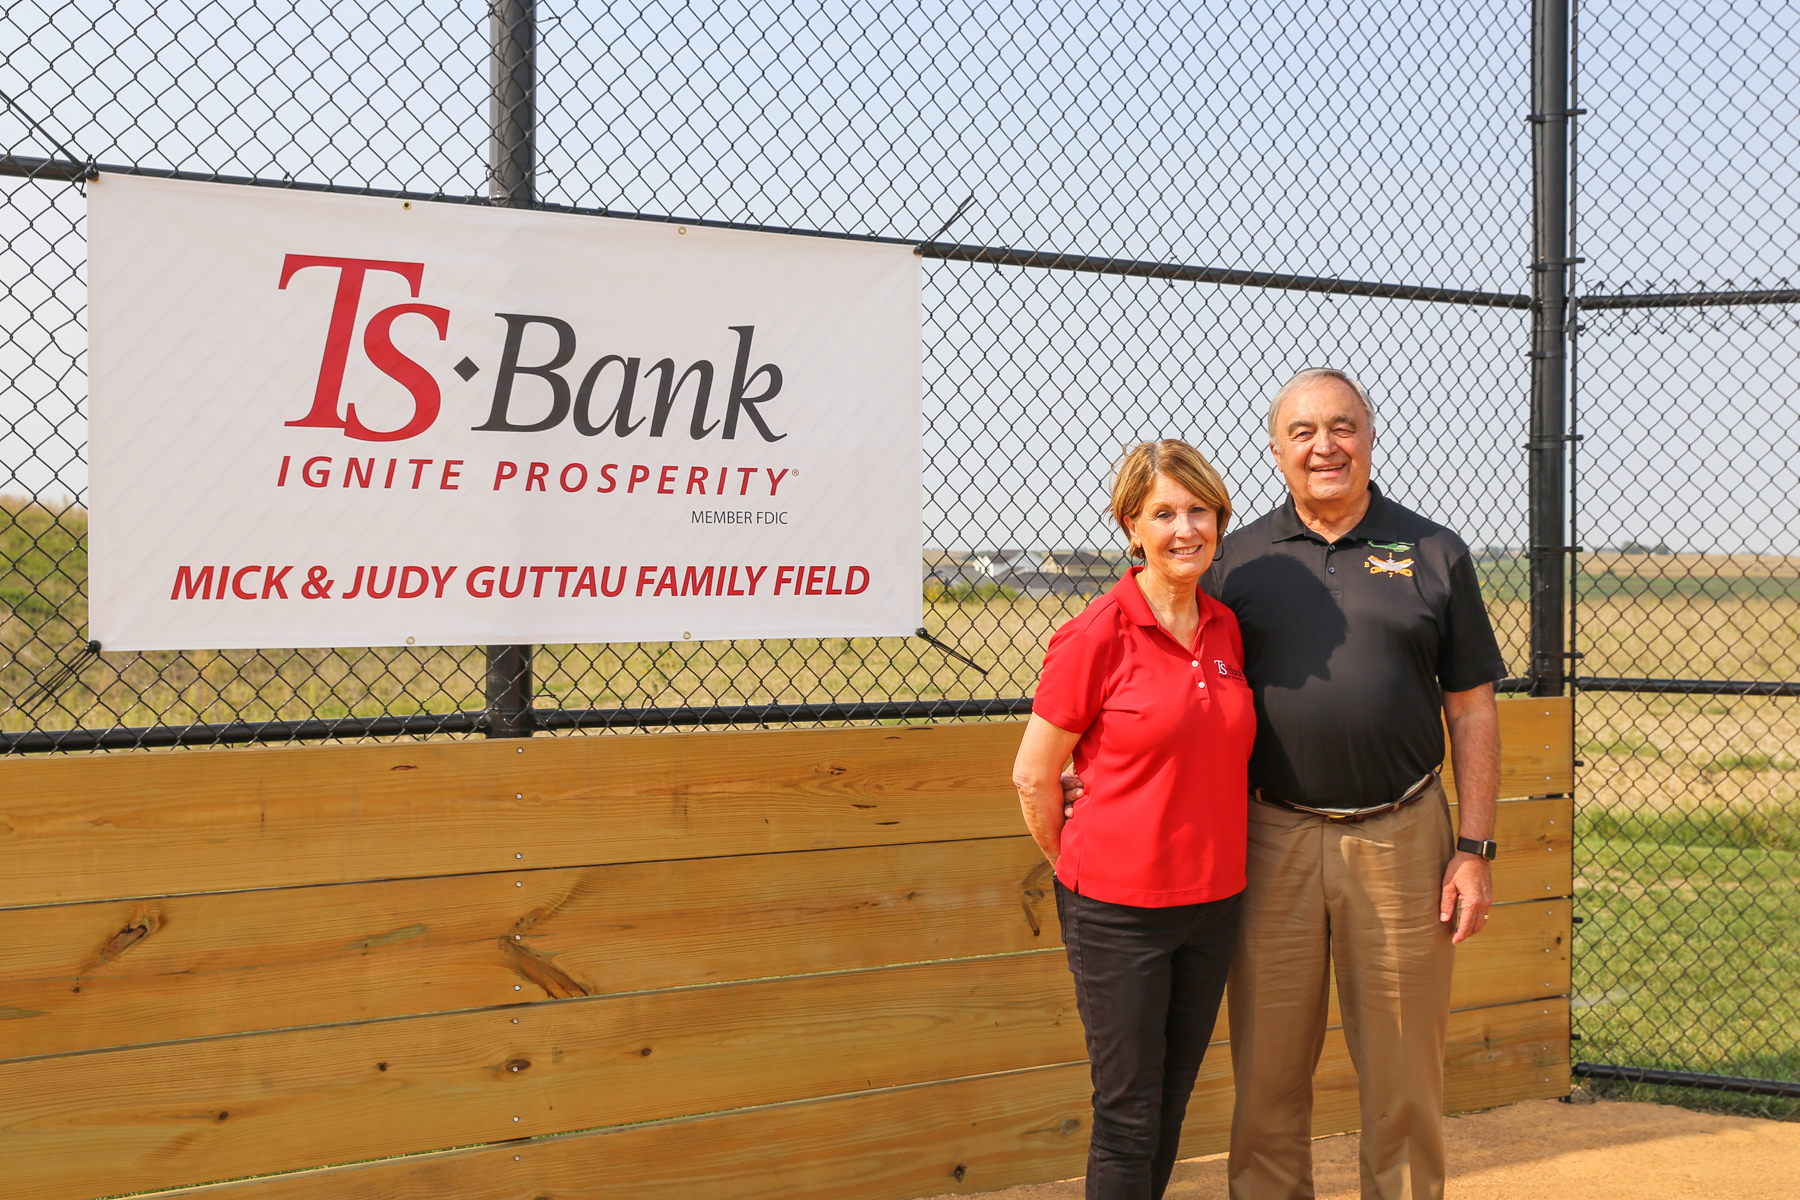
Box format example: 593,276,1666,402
0,699,1039,755
1,156,1528,310
1579,287,1800,310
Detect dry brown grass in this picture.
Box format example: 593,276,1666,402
1581,552,1800,580
1569,593,1800,821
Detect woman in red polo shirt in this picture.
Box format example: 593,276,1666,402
1013,439,1254,1200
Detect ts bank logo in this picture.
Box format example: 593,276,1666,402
279,254,787,444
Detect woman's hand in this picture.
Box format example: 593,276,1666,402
1061,769,1085,818
1013,714,1083,865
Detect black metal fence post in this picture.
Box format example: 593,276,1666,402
484,0,536,738
1529,0,1572,699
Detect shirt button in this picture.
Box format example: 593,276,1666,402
1328,566,1336,573
1191,660,1198,667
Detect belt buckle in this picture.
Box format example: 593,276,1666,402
1284,772,1435,823
1324,805,1378,824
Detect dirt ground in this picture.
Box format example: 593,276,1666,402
932,1095,1800,1200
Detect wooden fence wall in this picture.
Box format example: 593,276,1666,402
0,698,1573,1200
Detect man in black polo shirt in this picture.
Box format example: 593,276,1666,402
1066,367,1504,1200
1210,367,1503,1200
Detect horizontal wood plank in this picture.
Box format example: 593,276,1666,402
2,811,1564,1061
1454,795,1574,902
0,722,1027,907
136,1000,1568,1200
1445,898,1571,1011
0,700,1567,909
1443,696,1573,802
0,952,1086,1200
1177,994,1569,1159
5,913,1569,1198
1441,996,1571,1113
1217,896,1570,1039
0,839,1057,1060
144,1064,1102,1200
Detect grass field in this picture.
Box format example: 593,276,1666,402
1574,809,1800,1121
4,502,1797,1114
1558,555,1800,1116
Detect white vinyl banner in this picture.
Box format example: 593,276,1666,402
87,175,922,650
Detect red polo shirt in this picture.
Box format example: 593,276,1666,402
1033,568,1254,907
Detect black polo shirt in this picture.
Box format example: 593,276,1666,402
1201,483,1506,810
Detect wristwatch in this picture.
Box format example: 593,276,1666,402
1456,836,1498,860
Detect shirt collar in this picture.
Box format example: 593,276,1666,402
1109,565,1155,625
1111,565,1211,636
1272,482,1400,546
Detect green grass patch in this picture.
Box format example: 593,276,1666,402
1579,573,1800,600
1699,755,1800,773
0,583,57,622
1702,750,1800,773
1578,1075,1800,1122
922,579,1023,602
0,499,87,630
1580,731,1661,759
1574,817,1800,1121
1582,804,1800,854
1477,560,1800,603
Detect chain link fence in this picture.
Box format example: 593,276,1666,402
0,0,1532,748
1569,0,1800,1112
0,0,1793,1103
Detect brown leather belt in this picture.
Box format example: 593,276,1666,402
1253,770,1439,824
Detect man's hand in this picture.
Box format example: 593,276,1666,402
1060,770,1084,818
1441,682,1499,944
1439,852,1493,943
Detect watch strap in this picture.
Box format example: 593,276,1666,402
1456,836,1498,860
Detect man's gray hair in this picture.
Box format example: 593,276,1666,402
1265,367,1378,441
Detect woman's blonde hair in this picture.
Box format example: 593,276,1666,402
1110,440,1232,558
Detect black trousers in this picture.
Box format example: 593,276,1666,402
1056,880,1242,1200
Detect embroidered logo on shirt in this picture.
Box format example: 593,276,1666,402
1368,540,1414,553
1214,659,1247,682
1366,554,1415,577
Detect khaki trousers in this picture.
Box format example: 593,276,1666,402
1226,780,1456,1200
